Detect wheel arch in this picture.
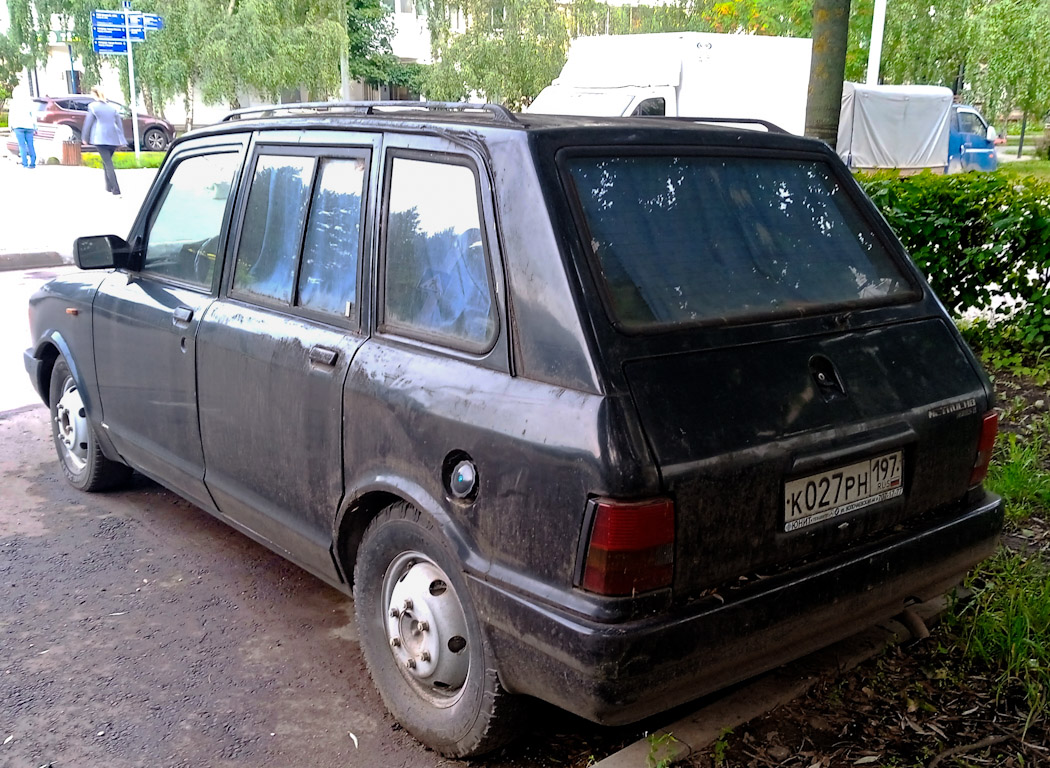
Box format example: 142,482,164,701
35,333,123,464
32,334,72,408
334,480,480,593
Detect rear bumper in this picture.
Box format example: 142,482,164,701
473,493,1003,725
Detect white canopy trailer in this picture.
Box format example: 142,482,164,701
837,83,954,172
527,32,813,135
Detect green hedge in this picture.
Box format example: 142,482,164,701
859,171,1050,348
81,151,165,170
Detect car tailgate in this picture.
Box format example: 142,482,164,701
623,317,990,598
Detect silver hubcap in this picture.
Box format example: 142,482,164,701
55,380,89,472
383,551,469,703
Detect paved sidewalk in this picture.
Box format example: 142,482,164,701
0,148,158,270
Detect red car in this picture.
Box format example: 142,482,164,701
7,94,174,153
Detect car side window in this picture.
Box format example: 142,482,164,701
383,156,497,351
958,111,985,136
298,158,367,317
143,152,240,287
632,98,666,117
233,155,317,304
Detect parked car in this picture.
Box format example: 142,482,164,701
24,102,1004,758
4,94,173,154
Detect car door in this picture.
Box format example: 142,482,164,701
955,107,998,171
92,136,247,510
195,134,377,582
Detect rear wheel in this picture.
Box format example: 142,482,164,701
142,128,169,151
354,502,523,757
49,357,131,492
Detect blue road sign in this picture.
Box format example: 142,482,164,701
93,38,128,54
142,13,164,29
91,9,125,25
122,0,131,9
93,25,145,40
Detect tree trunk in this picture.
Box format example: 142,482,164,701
1018,113,1028,159
804,0,852,145
185,79,195,131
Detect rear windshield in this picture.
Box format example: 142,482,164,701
566,154,915,330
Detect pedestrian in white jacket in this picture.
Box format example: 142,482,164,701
8,86,38,169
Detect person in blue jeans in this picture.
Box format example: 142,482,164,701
9,86,38,169
82,86,129,195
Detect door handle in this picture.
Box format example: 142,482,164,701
309,345,339,366
172,306,193,324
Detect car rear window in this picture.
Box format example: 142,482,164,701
566,154,915,330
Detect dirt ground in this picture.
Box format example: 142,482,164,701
0,406,434,768
0,405,660,768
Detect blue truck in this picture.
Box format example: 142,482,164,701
838,83,998,173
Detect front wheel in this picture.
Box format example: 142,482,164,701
49,356,131,492
354,502,523,757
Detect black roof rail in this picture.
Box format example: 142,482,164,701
659,116,790,134
221,100,520,125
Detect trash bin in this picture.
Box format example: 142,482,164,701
61,139,82,166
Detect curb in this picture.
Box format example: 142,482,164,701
593,594,952,768
0,252,70,272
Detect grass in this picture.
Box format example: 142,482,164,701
996,159,1050,182
946,356,1050,732
987,419,1050,524
81,150,165,170
949,549,1050,729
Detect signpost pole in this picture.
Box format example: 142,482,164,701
123,1,141,159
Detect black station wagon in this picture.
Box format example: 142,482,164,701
24,102,1004,757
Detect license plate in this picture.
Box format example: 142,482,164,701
783,451,904,532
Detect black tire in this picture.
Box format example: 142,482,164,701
354,501,524,757
142,128,169,151
49,356,131,492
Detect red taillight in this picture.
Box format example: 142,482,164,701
580,498,674,596
969,411,998,487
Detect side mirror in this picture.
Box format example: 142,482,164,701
986,125,999,143
74,234,131,270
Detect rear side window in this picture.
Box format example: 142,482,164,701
299,158,367,316
229,148,369,319
567,155,915,330
233,155,316,304
382,156,497,351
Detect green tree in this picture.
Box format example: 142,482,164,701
421,0,568,109
129,0,217,120
972,0,1050,130
0,31,25,105
878,0,976,88
7,0,399,118
346,0,396,81
198,0,346,107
